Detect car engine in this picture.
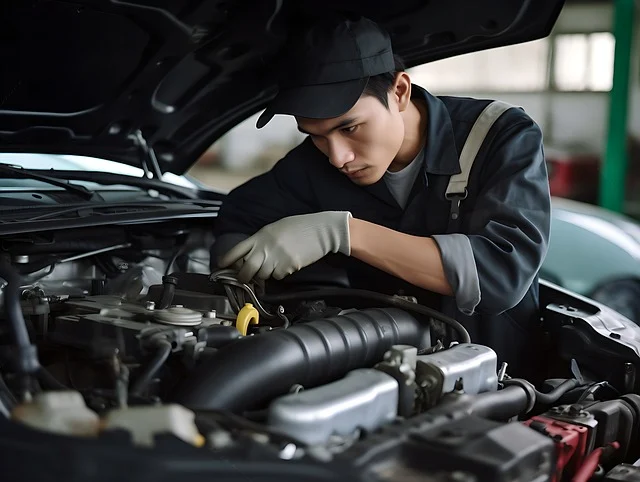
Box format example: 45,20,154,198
2,224,640,481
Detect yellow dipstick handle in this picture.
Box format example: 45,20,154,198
236,303,259,336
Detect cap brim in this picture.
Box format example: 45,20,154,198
256,77,368,129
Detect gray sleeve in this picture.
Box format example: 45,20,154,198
431,233,481,316
458,118,549,315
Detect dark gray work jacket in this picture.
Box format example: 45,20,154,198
213,85,551,380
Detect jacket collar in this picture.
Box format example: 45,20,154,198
362,85,462,208
413,84,461,176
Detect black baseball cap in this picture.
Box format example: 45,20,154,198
256,14,395,129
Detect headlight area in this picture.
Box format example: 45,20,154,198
2,250,640,481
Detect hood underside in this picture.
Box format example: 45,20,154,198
2,0,564,174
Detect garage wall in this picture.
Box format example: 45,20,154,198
435,2,640,153
542,2,640,151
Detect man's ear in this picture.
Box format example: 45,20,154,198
393,72,412,112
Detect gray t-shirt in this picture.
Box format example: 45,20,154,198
383,146,425,209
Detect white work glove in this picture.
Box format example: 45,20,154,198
218,211,352,283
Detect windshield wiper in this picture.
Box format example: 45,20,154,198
8,169,213,201
0,163,97,200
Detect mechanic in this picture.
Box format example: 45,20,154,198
211,14,551,379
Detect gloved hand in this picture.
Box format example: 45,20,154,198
218,211,352,283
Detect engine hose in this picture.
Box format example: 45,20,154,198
173,307,430,412
534,378,580,405
468,386,533,419
0,259,40,383
428,378,582,422
157,276,177,310
260,288,471,343
130,340,172,397
572,442,620,482
429,385,533,421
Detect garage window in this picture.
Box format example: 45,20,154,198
553,32,615,92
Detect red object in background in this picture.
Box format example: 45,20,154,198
523,416,591,482
545,148,601,204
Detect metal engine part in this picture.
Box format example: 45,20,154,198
416,343,498,408
48,295,232,357
267,369,399,446
152,306,204,326
374,345,419,417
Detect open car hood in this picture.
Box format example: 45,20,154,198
2,0,564,175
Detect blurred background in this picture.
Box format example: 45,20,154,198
188,0,640,220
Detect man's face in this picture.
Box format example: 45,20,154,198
296,92,405,186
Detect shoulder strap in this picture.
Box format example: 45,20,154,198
446,100,515,222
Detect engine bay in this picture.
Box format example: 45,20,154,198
3,222,640,481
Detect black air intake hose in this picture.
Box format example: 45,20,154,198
173,308,430,412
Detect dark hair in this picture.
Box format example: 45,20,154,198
362,55,406,109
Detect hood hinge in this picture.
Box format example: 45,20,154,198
130,129,163,180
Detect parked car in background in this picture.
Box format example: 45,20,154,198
542,196,640,323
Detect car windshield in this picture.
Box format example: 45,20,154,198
0,153,197,190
